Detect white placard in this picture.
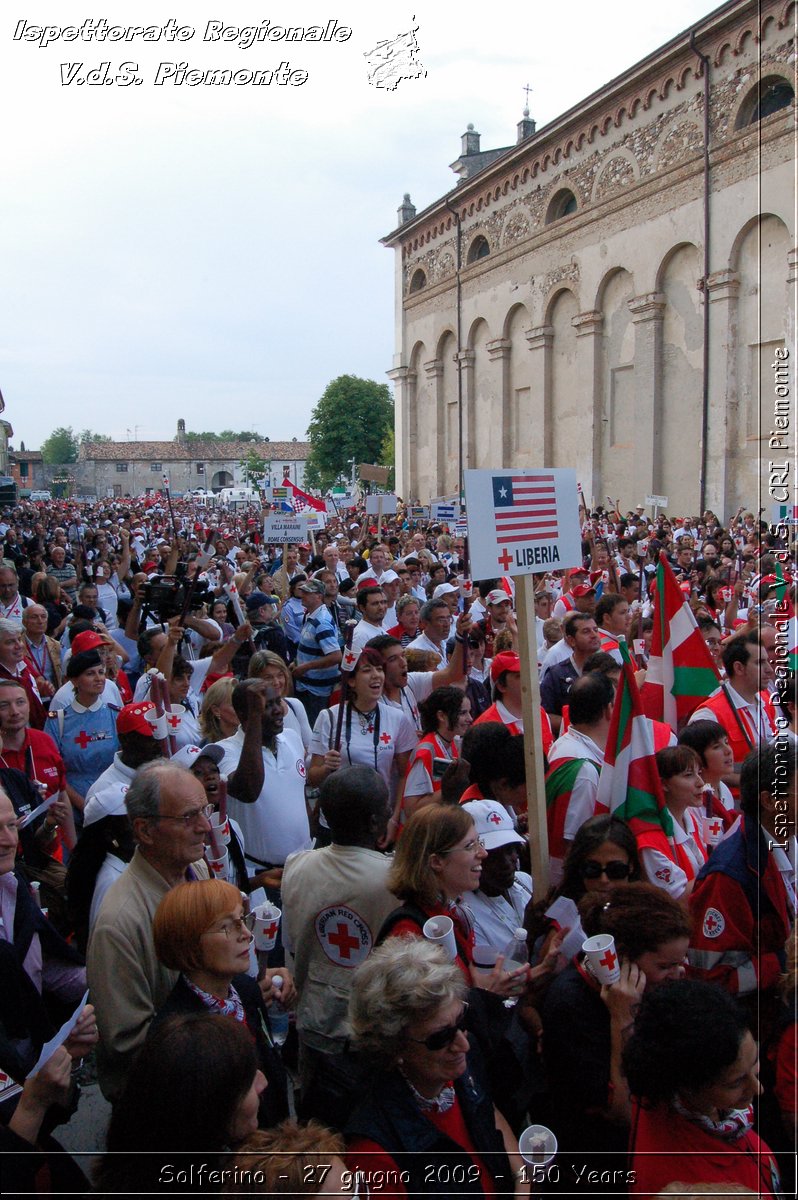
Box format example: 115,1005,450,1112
644,494,669,508
464,468,582,579
772,504,798,526
263,514,311,541
365,493,398,515
306,510,327,530
431,501,460,522
329,494,358,510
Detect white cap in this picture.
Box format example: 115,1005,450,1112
462,799,525,850
83,783,129,827
432,582,458,599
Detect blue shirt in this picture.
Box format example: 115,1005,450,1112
48,700,120,799
295,606,341,696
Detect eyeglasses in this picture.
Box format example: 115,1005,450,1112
156,803,213,827
205,914,256,939
407,1003,469,1052
441,837,485,855
579,859,632,880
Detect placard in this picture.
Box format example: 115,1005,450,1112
644,494,669,508
410,505,430,520
263,514,311,541
358,463,391,485
431,501,460,522
464,468,582,579
365,493,398,515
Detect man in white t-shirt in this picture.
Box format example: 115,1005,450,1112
406,599,451,669
350,586,390,657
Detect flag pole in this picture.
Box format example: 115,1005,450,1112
515,574,550,894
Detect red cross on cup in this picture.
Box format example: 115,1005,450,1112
327,922,360,960
344,651,357,668
166,713,181,729
262,920,279,940
598,948,617,972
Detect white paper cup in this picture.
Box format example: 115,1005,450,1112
701,814,724,847
253,903,282,952
472,943,499,974
206,849,229,879
208,811,231,846
582,933,621,984
423,915,457,961
518,1124,558,1167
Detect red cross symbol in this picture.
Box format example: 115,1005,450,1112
262,920,279,939
327,922,360,960
497,548,514,571
598,947,617,972
344,651,357,667
488,812,503,825
380,732,391,744
74,730,92,749
707,819,723,837
704,912,720,933
166,712,181,729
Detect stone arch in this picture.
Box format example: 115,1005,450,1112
408,267,427,294
593,265,636,314
591,147,640,203
729,71,795,133
549,290,580,468
469,318,498,469
657,243,703,510
438,329,460,495
598,268,636,501
500,209,531,248
654,117,703,173
504,304,536,467
544,284,581,326
728,211,792,272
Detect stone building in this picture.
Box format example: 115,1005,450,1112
76,420,310,497
382,0,796,515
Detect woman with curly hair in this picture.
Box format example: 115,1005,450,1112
624,979,780,1196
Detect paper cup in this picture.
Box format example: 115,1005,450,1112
518,1124,558,1167
253,903,282,952
582,933,621,984
422,915,457,961
472,943,499,974
701,814,725,847
208,811,231,846
206,849,229,879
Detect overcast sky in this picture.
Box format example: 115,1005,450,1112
3,0,720,450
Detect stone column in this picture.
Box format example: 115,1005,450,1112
525,325,554,465
572,310,604,508
628,292,666,502
704,270,740,517
424,358,445,496
456,349,475,470
486,337,512,465
387,365,413,499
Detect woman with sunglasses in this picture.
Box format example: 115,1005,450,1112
542,882,691,1185
346,938,528,1197
151,878,289,1128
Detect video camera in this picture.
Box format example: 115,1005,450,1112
140,567,213,621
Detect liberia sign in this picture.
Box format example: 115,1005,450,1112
463,468,582,579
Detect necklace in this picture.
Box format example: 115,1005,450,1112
354,705,377,735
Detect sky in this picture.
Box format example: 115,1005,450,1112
3,0,722,451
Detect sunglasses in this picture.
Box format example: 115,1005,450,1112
579,860,632,881
407,1003,469,1052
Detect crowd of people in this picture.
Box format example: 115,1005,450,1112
0,490,794,1195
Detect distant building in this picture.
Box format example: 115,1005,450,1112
382,0,796,515
76,420,310,497
9,450,46,495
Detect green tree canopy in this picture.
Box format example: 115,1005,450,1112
79,429,112,444
305,375,394,491
41,427,78,464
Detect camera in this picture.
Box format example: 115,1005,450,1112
141,571,212,620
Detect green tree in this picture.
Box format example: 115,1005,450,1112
241,449,270,488
79,429,112,444
41,427,78,464
305,375,393,492
380,426,395,491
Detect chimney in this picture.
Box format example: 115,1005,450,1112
461,123,480,156
517,107,536,143
398,193,416,225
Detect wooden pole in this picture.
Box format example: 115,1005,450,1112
515,574,550,895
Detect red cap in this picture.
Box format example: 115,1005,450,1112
71,630,105,655
571,583,597,598
490,651,521,683
117,700,156,737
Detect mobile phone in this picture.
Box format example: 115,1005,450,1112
432,757,451,781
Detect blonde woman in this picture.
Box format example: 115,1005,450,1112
199,677,239,743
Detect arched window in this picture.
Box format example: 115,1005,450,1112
735,75,794,129
546,189,578,223
466,235,490,263
409,268,427,293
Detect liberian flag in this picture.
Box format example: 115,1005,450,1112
280,478,327,514
640,551,719,730
596,642,676,848
492,474,558,549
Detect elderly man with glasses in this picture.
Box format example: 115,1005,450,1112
87,760,211,1101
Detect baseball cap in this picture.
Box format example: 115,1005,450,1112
432,582,458,599
462,799,525,850
70,630,105,655
490,651,521,683
171,743,225,769
83,784,129,828
571,583,597,598
485,589,512,606
380,569,400,584
245,590,278,613
117,700,157,737
297,579,326,596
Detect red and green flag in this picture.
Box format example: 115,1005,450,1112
640,551,720,730
596,642,676,848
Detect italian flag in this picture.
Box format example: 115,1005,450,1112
596,642,676,848
787,615,798,672
640,551,720,730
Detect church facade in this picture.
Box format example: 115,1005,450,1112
382,0,796,515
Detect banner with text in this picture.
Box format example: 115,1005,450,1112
431,501,460,522
464,468,582,578
365,493,398,515
263,514,311,542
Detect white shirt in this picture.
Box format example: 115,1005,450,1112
0,594,29,621
350,617,389,657
406,631,448,668
464,873,534,951
381,671,434,732
311,703,417,802
547,727,604,884
217,726,311,867
640,820,705,900
85,753,136,802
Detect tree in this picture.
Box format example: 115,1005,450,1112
41,427,78,464
305,375,394,492
241,449,270,488
380,427,395,492
79,429,112,444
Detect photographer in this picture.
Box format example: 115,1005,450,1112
153,618,254,746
